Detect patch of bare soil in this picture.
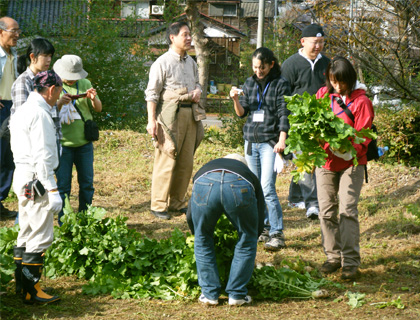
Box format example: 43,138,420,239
1,131,419,319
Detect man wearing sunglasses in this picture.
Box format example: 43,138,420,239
0,16,20,219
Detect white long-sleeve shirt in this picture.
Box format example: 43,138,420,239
10,91,59,190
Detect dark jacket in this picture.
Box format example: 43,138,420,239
281,52,330,95
186,158,265,236
239,70,291,147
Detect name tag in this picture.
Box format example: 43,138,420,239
51,109,57,118
253,110,264,122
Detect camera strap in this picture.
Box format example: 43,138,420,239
63,83,87,123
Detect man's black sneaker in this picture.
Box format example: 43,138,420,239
151,210,171,220
0,207,17,219
169,207,188,217
320,261,341,274
258,229,270,243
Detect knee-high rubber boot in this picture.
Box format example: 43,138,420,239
21,252,60,305
13,246,25,295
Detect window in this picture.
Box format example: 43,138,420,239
121,1,149,19
223,5,237,16
210,53,217,65
209,4,238,17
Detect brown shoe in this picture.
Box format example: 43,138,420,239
341,266,360,281
320,261,341,274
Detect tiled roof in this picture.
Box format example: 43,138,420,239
7,0,88,35
242,2,275,18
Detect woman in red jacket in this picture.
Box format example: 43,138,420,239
315,56,374,281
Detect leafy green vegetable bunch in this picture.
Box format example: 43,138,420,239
1,201,331,301
212,220,330,300
213,214,238,286
250,266,329,300
285,93,376,181
44,200,240,300
0,225,19,290
45,199,199,300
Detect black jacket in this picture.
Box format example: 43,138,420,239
281,52,330,95
239,70,291,146
186,158,265,236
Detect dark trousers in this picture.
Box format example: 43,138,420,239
288,172,318,209
0,100,15,207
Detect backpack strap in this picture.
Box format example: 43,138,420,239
364,165,368,183
334,96,370,183
333,96,355,123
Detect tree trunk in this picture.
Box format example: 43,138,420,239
185,1,211,108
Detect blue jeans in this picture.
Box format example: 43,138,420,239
0,100,14,206
56,142,94,226
191,171,258,300
288,172,319,209
244,140,284,235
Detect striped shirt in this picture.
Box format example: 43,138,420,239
11,67,35,114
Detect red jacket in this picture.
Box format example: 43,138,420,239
316,85,374,172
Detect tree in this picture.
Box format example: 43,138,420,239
13,0,155,130
311,0,420,102
185,0,211,107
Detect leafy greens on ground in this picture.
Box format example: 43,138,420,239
1,200,329,301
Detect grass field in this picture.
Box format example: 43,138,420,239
1,129,419,320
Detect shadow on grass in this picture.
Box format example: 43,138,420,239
361,216,420,240
358,178,420,216
1,279,107,320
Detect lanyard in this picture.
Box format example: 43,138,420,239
62,82,79,106
331,96,353,116
256,82,270,110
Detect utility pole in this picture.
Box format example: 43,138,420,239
257,0,266,48
274,0,278,39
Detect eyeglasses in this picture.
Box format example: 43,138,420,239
306,41,325,46
0,28,22,35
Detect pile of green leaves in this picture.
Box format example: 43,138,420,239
213,214,238,285
1,200,330,301
370,296,405,309
0,226,19,290
285,93,376,181
45,199,199,300
250,266,329,300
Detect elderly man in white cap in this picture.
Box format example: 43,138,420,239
281,24,330,221
186,154,265,307
53,54,102,226
10,70,63,304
